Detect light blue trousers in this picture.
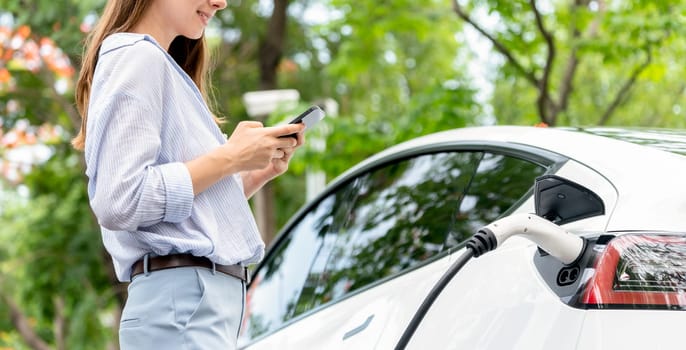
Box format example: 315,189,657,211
119,266,245,350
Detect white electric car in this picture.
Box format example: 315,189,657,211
238,126,686,350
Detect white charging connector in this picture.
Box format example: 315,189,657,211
472,212,585,265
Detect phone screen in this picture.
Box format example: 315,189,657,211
290,106,325,128
281,106,326,138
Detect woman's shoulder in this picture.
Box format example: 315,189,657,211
100,33,166,60
93,33,170,92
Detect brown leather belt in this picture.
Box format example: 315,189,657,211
131,254,249,283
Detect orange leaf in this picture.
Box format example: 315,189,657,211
17,25,31,38
0,68,10,83
2,49,13,61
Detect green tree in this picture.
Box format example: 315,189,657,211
1,1,118,348
453,0,686,126
0,152,114,350
320,0,480,153
273,0,482,179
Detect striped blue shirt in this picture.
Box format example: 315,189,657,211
84,33,264,282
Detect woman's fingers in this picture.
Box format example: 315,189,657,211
273,149,286,159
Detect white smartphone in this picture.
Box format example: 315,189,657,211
281,105,326,138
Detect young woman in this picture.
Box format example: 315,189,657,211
72,0,305,348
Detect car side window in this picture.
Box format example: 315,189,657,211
240,194,341,342
446,152,546,245
296,152,483,312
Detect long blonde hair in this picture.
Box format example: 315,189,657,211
72,0,218,151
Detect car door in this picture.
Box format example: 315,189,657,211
239,149,550,349
376,158,619,349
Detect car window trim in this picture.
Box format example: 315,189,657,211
254,140,567,282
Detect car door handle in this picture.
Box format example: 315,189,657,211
342,314,375,340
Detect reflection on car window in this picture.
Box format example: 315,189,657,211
448,153,546,245
240,195,337,342
298,152,482,311
240,151,546,344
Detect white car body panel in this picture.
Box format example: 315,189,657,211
577,311,686,349
242,257,453,350
241,126,686,350
390,244,585,350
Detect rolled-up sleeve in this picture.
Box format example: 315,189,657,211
158,162,194,222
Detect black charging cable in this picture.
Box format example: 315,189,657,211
393,228,497,350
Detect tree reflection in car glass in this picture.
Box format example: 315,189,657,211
298,152,482,311
448,152,546,246
241,195,339,341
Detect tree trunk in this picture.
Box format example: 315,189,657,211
259,0,289,90
254,0,290,244
0,291,51,350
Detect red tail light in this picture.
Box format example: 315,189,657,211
578,234,686,310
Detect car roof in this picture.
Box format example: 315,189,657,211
362,125,686,174
577,127,686,156
342,126,686,232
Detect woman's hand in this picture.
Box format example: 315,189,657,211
223,121,303,171
240,128,305,198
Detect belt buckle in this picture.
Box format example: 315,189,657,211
244,266,251,284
